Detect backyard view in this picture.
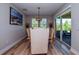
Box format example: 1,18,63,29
56,18,71,32
62,18,71,32
62,18,71,46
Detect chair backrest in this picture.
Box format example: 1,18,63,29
50,28,54,39
26,28,30,37
49,28,55,47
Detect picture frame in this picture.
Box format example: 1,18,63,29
10,7,23,25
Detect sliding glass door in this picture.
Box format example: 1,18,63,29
61,11,71,46
55,11,71,47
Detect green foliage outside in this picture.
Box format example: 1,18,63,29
56,18,71,31
40,19,47,28
32,18,47,29
62,20,71,31
32,18,38,28
56,24,61,30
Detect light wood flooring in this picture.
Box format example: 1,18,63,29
3,38,63,55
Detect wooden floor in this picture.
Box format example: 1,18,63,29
3,38,63,55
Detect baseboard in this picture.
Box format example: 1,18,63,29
70,47,79,55
0,35,26,55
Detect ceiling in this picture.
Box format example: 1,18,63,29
13,3,65,16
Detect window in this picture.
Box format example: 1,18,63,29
32,18,38,28
56,16,61,31
40,18,47,28
32,18,47,29
56,16,61,40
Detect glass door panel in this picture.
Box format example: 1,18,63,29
61,12,71,46
56,16,61,40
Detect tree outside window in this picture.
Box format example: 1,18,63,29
32,18,47,29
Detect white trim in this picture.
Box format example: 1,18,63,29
55,4,71,17
0,35,26,55
70,47,79,55
60,8,71,16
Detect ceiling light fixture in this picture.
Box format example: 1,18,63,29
36,7,41,21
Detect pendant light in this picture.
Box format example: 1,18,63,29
36,7,41,21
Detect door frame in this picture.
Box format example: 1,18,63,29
55,6,71,47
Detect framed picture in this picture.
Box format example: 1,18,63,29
10,7,23,25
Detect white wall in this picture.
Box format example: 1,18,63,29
0,3,26,53
71,4,79,53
